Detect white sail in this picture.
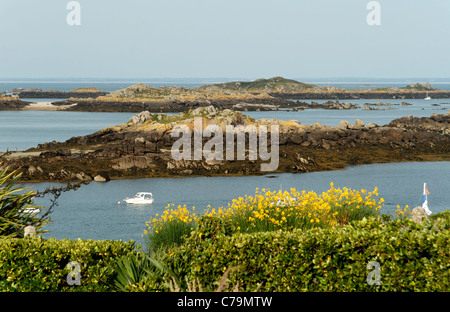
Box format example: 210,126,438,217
422,183,432,215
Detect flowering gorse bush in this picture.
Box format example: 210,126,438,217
144,183,384,250
144,204,197,251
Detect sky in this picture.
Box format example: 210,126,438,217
1,0,450,79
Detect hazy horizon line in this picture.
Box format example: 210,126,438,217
2,77,450,84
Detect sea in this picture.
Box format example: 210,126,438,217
1,78,449,247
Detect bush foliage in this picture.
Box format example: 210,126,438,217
0,238,136,291
145,184,382,251
160,214,450,292
0,167,50,238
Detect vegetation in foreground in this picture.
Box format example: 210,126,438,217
0,168,449,291
144,183,383,251
0,167,50,238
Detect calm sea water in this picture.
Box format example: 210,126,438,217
27,161,450,247
2,78,450,92
247,98,449,128
0,111,134,152
0,79,229,93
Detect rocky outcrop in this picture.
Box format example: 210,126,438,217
93,175,109,182
388,111,450,134
1,107,449,182
131,111,154,125
17,88,108,99
270,91,450,100
51,96,293,113
310,100,359,109
0,96,30,110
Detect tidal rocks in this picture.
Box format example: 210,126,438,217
338,121,351,129
389,114,450,134
2,108,449,183
17,88,107,99
0,96,30,110
312,100,359,110
270,91,450,100
93,175,110,182
131,111,153,125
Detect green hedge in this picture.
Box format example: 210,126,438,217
0,238,136,291
163,213,450,291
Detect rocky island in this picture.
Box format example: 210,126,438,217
14,87,108,99
2,77,449,112
1,106,449,183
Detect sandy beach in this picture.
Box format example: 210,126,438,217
22,102,77,111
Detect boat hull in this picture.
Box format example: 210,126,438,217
124,198,154,205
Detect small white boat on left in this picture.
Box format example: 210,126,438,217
22,208,40,215
123,192,154,205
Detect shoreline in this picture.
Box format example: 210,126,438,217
17,157,450,184
21,102,78,111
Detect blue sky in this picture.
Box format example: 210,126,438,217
1,0,450,79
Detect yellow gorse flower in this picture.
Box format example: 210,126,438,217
145,183,385,237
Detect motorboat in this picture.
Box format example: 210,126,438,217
22,208,40,215
124,192,154,204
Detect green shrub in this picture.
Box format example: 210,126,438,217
161,213,450,291
0,237,136,291
196,215,233,240
144,185,382,253
145,218,196,253
0,167,49,238
113,250,171,292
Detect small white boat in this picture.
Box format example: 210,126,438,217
124,192,154,205
425,92,431,100
22,208,40,215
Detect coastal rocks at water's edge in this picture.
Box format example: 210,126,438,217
388,110,450,134
1,107,449,183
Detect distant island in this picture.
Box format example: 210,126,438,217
1,77,450,112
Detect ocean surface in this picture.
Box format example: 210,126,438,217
28,161,450,247
2,77,450,93
0,111,134,152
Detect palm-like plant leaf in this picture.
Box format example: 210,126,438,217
0,165,50,237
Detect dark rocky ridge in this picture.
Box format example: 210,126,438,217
47,98,361,113
52,97,294,112
270,91,450,100
0,98,29,110
388,113,450,134
17,89,108,99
